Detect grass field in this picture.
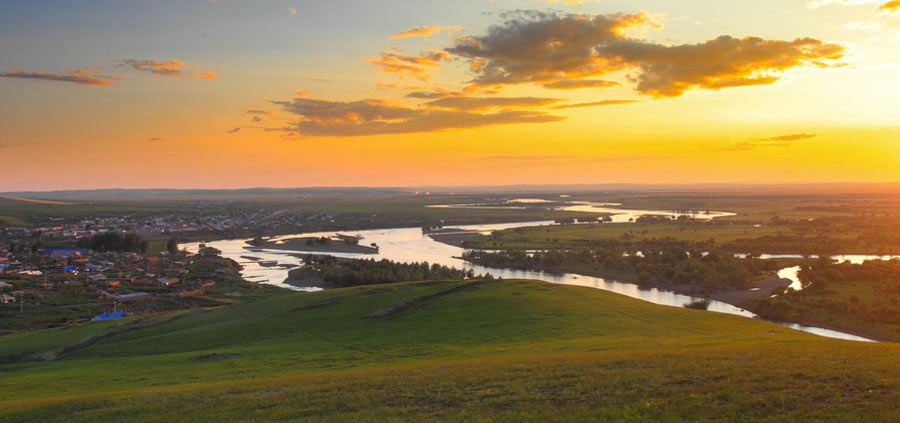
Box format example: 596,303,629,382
2,279,900,422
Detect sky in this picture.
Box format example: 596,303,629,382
1,0,899,190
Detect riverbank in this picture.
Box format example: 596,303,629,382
459,256,790,308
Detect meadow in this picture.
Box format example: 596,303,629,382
2,279,900,422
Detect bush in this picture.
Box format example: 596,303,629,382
683,298,711,310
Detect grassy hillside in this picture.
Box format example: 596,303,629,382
2,279,900,422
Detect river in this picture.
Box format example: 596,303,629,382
182,219,878,343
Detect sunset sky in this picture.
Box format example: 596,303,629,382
1,0,899,191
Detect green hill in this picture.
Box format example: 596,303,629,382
1,279,899,422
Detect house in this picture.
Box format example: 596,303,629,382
179,289,204,297
1,294,15,304
157,277,179,286
88,274,107,282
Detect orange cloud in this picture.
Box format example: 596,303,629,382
246,109,275,116
271,96,563,136
388,25,461,40
714,133,817,152
880,0,900,11
759,133,818,142
600,36,844,97
122,59,217,80
1,68,120,86
192,71,218,80
366,49,449,80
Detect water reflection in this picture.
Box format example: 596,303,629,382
558,201,737,223
778,266,803,291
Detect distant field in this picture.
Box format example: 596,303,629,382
464,221,786,250
2,279,899,422
461,215,900,255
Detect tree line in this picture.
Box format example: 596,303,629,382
303,255,491,287
75,233,148,253
463,238,778,291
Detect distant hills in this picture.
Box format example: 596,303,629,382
2,182,900,200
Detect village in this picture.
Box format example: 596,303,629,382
0,244,283,333
1,207,341,245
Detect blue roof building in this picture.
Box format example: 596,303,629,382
91,311,126,320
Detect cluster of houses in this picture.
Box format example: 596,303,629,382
0,247,225,313
1,209,338,244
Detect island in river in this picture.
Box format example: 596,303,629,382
283,256,474,289
252,234,379,254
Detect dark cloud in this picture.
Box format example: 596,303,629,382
1,67,120,86
542,79,621,89
550,99,637,109
121,59,217,79
226,127,241,134
252,116,263,122
272,97,563,137
447,11,845,97
447,11,643,86
148,137,162,142
424,96,561,110
406,88,464,99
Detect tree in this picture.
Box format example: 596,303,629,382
166,237,181,254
